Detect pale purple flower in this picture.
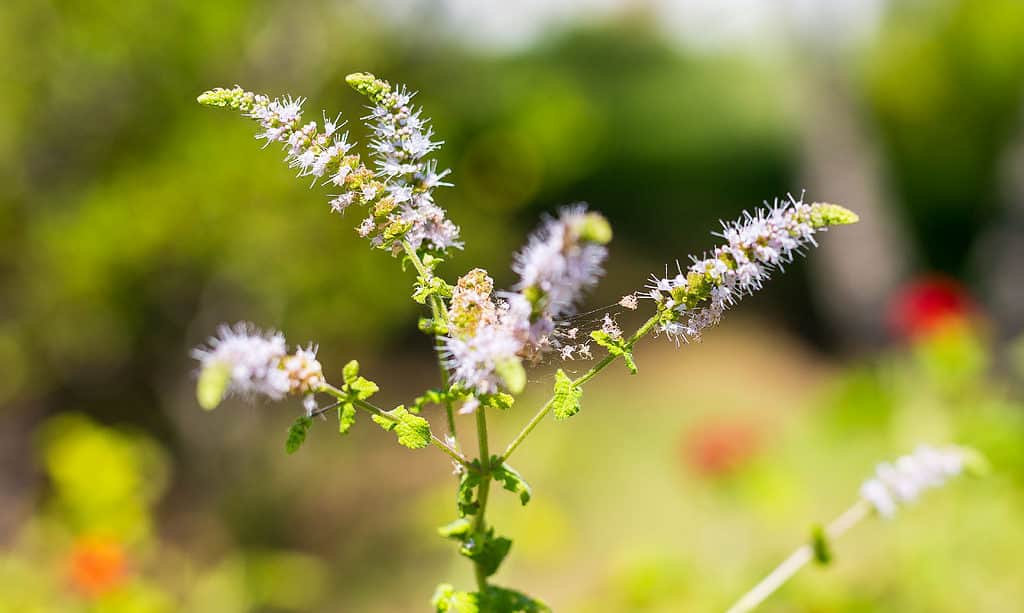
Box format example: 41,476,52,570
513,205,607,320
280,344,325,395
859,445,968,519
192,322,290,400
649,194,834,343
361,82,461,252
441,321,522,394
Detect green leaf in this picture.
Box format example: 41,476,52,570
438,517,473,540
342,360,360,385
348,376,379,400
457,466,481,516
479,586,552,613
460,529,512,577
413,389,447,414
552,369,582,420
432,584,479,613
492,460,532,505
495,357,526,395
810,524,831,565
196,362,231,410
432,585,551,613
372,405,432,449
621,351,637,374
479,392,514,411
590,330,638,374
285,416,313,454
338,403,357,434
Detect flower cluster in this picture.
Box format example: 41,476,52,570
347,73,460,253
192,322,323,408
441,206,611,395
648,195,859,343
196,73,460,255
858,445,970,518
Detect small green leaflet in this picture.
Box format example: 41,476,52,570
590,330,638,374
492,459,532,505
432,584,551,613
371,405,432,449
285,416,313,454
335,360,380,435
338,403,357,434
342,359,360,385
811,524,832,565
432,584,479,613
479,392,514,411
437,517,473,540
459,528,512,577
552,369,582,420
457,465,481,516
348,376,379,400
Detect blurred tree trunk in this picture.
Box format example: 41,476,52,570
798,67,914,352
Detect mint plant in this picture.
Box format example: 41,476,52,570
192,72,863,611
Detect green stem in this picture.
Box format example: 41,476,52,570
319,383,469,466
472,406,492,592
401,240,459,442
724,499,872,613
500,314,660,462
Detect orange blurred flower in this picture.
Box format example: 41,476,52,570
67,535,128,598
684,420,759,478
888,276,979,341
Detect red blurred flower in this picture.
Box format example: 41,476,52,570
67,535,128,598
684,420,759,478
888,276,979,341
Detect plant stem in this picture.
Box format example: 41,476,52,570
318,383,469,466
500,314,661,462
401,239,459,442
472,406,492,592
724,499,872,613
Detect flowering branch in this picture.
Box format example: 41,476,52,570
192,71,861,610
725,445,986,613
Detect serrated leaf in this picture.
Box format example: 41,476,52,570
552,369,582,420
621,350,638,374
460,529,512,577
348,376,379,400
590,330,638,374
196,362,231,410
338,403,357,434
492,460,532,505
433,585,551,613
479,392,514,411
342,360,360,385
413,389,447,413
372,405,431,449
285,416,313,454
479,586,552,613
432,584,479,613
457,467,481,516
438,517,473,540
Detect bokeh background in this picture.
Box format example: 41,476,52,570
3,0,1024,610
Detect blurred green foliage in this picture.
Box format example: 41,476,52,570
2,414,327,611
864,0,1024,274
